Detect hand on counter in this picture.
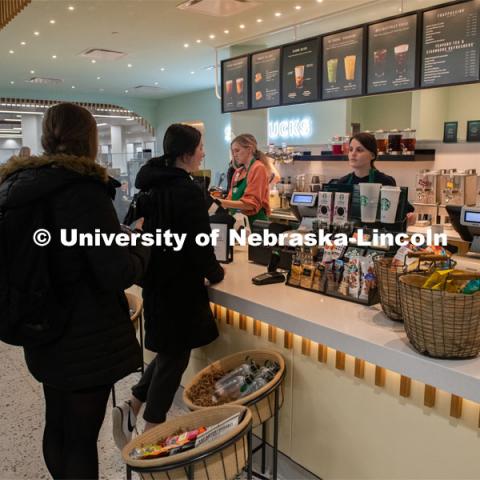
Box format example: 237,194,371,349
135,217,145,231
406,212,416,226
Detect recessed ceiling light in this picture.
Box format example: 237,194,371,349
190,71,195,74
256,18,263,23
209,34,215,39
20,41,26,46
97,76,101,80
196,39,201,43
91,59,96,64
49,19,56,24
154,82,158,85
184,43,189,48
71,85,75,89
52,55,57,59
274,12,282,17
68,5,75,10
316,0,323,3
9,50,14,54
10,81,14,85
224,30,229,34
127,63,132,67
295,5,302,10
30,70,35,74
125,89,129,93
99,88,104,92
239,24,245,29
160,67,165,71
34,31,40,36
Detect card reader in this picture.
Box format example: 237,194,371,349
252,250,286,285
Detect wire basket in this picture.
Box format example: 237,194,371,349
375,253,455,322
399,272,480,358
123,405,252,480
183,350,285,428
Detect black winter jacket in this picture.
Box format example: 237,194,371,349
135,161,224,353
0,154,150,390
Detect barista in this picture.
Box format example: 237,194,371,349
335,132,415,216
218,134,272,225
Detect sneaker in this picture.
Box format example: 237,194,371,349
112,401,136,449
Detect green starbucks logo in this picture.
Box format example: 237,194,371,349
360,195,368,207
381,198,391,211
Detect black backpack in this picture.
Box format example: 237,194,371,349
0,191,71,348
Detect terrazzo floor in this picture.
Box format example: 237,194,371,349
0,341,318,480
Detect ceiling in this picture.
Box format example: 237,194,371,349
0,0,447,101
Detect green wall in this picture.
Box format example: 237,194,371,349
155,88,231,180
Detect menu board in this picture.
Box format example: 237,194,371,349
422,0,480,87
367,14,418,94
251,48,281,108
282,38,320,104
322,28,364,99
222,56,249,112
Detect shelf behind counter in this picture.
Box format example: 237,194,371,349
208,247,480,403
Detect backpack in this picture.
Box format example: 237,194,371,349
0,190,71,348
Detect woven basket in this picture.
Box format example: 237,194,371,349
399,273,480,358
122,405,251,480
183,350,285,428
374,256,404,321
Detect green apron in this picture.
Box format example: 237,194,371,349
231,158,268,225
347,168,377,185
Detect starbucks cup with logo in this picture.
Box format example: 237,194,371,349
380,186,401,224
359,183,382,223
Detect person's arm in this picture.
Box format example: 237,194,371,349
68,182,150,291
266,156,281,184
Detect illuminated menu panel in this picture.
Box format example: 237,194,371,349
222,56,249,112
251,48,281,108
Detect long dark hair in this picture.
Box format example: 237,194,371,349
41,103,98,159
349,132,378,167
152,123,202,168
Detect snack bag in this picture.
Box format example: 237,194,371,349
463,279,480,294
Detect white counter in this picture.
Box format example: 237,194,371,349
209,248,480,403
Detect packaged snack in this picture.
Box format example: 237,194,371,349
463,279,480,294
311,264,325,292
422,269,470,292
289,255,302,286
300,262,316,289
348,257,361,299
359,256,376,301
338,272,349,296
344,247,364,260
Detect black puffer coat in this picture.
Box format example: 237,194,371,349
135,161,224,353
0,154,150,391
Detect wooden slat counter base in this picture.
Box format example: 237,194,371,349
208,247,480,404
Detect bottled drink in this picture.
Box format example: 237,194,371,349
214,361,257,391
212,374,251,402
239,376,268,398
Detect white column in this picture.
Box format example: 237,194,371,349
21,115,43,155
110,125,126,173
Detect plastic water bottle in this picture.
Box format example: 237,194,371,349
212,374,252,402
214,360,258,391
239,376,268,398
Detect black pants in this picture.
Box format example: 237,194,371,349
131,349,191,424
42,383,112,480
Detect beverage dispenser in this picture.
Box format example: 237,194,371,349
413,169,438,225
438,169,477,226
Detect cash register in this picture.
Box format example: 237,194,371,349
447,205,480,257
289,192,318,230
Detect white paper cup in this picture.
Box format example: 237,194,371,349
380,186,401,224
360,183,382,223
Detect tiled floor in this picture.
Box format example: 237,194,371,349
0,341,318,480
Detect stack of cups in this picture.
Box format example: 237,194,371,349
380,186,401,224
359,183,382,223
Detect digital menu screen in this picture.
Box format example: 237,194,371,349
282,38,320,105
222,56,249,112
422,0,480,87
367,14,418,94
251,48,281,108
322,27,364,99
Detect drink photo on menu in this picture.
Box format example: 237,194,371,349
251,48,281,108
367,14,417,94
222,56,249,112
322,27,364,100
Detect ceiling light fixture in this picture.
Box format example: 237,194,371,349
99,88,104,92
295,5,302,10
190,71,195,74
9,50,14,54
127,63,132,67
160,67,165,71
184,43,189,48
274,12,282,17
91,59,96,64
71,85,75,89
49,19,56,24
316,0,323,3
52,55,57,59
239,24,245,29
10,81,14,85
256,18,263,23
154,82,159,85
30,70,35,74
196,39,201,43
68,5,75,10
209,34,215,39
97,76,101,80
34,31,40,36
20,41,26,46
224,29,229,34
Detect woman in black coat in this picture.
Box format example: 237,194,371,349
0,103,150,479
113,124,224,447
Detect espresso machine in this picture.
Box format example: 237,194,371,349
413,169,439,226
437,169,477,226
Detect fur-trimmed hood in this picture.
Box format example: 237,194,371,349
0,154,111,209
